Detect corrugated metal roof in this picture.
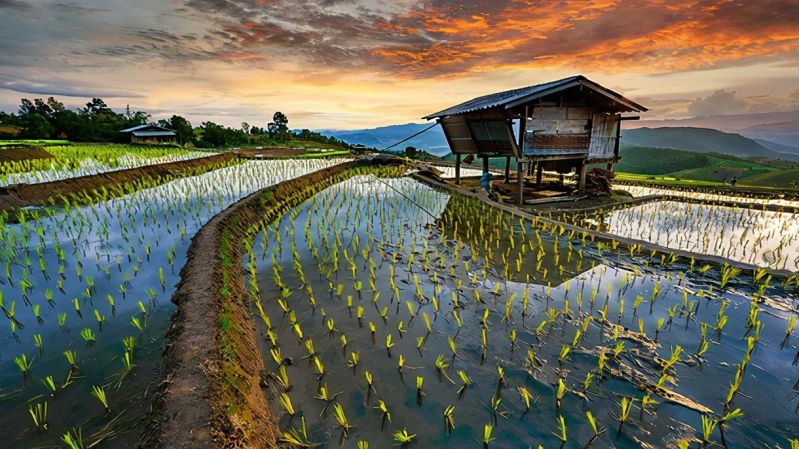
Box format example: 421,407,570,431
423,75,646,119
120,124,174,133
132,130,176,137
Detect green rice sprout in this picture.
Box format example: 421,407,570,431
617,397,633,435
42,375,57,395
435,355,454,383
517,386,534,412
720,264,741,289
482,423,494,448
64,349,78,369
393,428,416,446
28,401,48,431
552,415,567,443
278,392,297,417
14,354,32,377
443,405,455,434
62,427,86,449
333,403,353,439
375,399,391,428
701,415,718,445
80,328,96,342
91,385,110,412
720,407,743,422
556,378,567,409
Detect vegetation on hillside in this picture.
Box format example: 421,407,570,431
0,96,349,150
617,145,798,188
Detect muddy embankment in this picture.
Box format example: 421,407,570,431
0,152,238,213
0,146,54,163
140,157,406,449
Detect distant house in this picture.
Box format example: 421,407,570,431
119,124,177,144
424,75,647,202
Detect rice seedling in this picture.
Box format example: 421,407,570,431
28,401,48,431
280,415,318,447
375,399,391,429
482,423,494,448
552,414,567,445
617,396,633,436
701,415,717,446
91,385,110,412
333,403,353,440
443,405,455,434
62,427,86,449
393,428,416,447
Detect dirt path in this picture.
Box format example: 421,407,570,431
0,152,236,213
0,146,54,162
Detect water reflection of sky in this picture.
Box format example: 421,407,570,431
602,200,799,271
253,177,799,449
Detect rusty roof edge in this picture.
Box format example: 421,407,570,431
422,75,647,119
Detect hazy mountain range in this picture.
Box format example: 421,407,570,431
320,110,799,161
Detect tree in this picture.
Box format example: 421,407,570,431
158,115,193,146
19,113,53,138
268,112,290,142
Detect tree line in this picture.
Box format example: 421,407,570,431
0,97,347,149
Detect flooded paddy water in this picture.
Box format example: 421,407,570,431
249,175,799,448
583,200,799,272
0,158,348,447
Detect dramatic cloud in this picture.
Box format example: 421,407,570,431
183,0,799,77
0,0,797,128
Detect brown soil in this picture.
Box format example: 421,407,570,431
240,147,307,158
140,156,407,449
0,146,54,162
0,152,237,213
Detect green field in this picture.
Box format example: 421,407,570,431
0,139,71,147
617,145,799,189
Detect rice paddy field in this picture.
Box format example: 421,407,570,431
244,174,799,449
0,156,797,449
0,158,348,447
0,144,210,186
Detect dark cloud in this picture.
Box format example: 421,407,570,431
0,75,144,98
50,2,110,13
0,0,31,11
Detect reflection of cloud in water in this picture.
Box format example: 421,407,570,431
618,184,799,207
328,175,452,222
603,200,799,271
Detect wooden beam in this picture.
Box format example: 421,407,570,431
536,163,543,187
483,156,489,173
516,160,524,206
504,156,511,182
613,113,622,161
455,152,461,185
578,161,588,195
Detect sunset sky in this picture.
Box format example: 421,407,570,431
1,0,798,129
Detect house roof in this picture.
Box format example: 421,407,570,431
132,130,176,137
119,124,174,134
423,75,647,119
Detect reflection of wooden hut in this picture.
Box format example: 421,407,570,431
119,124,177,144
423,75,646,203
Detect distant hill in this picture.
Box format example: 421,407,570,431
754,138,799,155
621,127,799,161
624,110,799,149
320,123,449,156
616,145,797,186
